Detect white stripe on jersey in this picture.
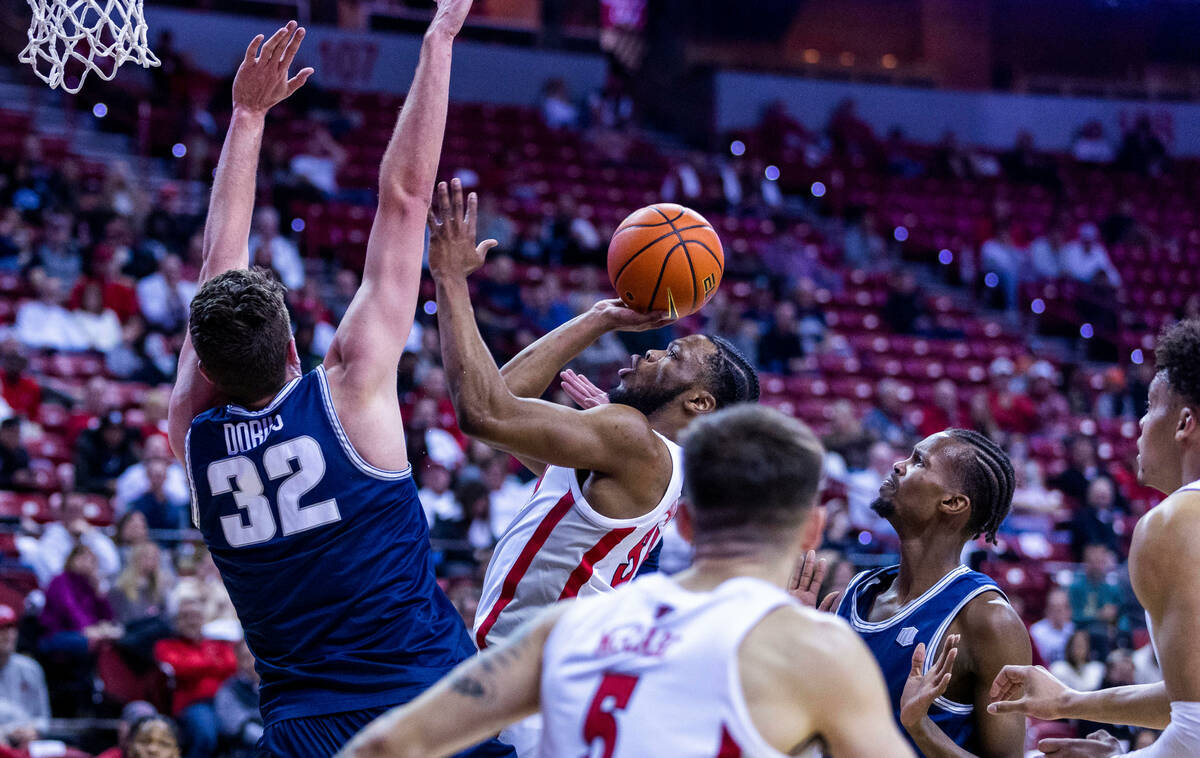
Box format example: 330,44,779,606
473,431,683,649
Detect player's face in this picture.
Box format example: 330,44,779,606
609,335,715,417
1137,372,1186,493
872,434,958,526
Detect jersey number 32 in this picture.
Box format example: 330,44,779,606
206,436,342,547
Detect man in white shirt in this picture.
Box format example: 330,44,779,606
113,435,191,517
1061,223,1122,287
248,206,305,289
0,605,49,749
418,463,460,527
136,254,197,332
32,493,120,584
1030,587,1076,665
14,269,88,352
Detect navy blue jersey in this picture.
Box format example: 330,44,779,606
185,366,476,725
835,564,1005,756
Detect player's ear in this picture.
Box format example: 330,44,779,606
1175,405,1196,442
800,504,826,553
196,358,216,386
675,502,695,545
683,389,716,415
286,338,302,373
940,492,970,519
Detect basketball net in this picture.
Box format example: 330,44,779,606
20,0,160,94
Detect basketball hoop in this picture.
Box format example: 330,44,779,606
20,0,160,94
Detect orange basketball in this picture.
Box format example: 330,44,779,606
607,203,724,318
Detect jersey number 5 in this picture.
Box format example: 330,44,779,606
582,672,640,758
206,436,342,547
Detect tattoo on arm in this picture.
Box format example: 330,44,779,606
448,626,538,700
450,674,486,698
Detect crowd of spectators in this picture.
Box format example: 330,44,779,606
0,45,1186,754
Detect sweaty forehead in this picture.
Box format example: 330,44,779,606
916,433,963,469
679,334,718,360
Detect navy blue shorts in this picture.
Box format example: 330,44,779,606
257,706,516,758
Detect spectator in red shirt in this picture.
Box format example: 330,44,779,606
986,357,1037,434
153,597,235,758
68,247,140,324
0,345,40,420
64,376,116,446
917,379,965,438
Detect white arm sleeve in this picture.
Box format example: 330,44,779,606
1125,702,1200,757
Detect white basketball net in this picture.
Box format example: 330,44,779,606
19,0,160,94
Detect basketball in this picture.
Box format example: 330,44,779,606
607,203,724,318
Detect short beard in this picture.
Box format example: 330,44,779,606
608,384,685,418
870,496,896,517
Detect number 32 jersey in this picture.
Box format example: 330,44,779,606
184,367,476,726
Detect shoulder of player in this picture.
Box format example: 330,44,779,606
1132,490,1200,573
955,590,1029,658
748,604,866,682
579,403,667,458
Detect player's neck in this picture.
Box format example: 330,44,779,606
238,367,303,411
892,534,965,603
679,546,793,592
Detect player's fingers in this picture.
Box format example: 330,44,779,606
427,207,439,231
286,68,315,95
935,672,952,696
261,23,294,62
788,552,806,591
476,239,499,256
986,697,1027,715
909,643,926,676
988,665,1027,698
467,191,478,230
280,26,306,69
1036,737,1080,753
244,34,265,63
936,646,959,680
818,590,841,613
812,557,828,590
450,178,464,222
437,181,451,218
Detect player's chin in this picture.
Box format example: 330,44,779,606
869,496,896,517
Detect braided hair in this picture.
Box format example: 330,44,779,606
1155,318,1200,406
944,428,1015,544
704,336,761,407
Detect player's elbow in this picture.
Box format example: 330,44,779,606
377,178,431,217
454,405,499,439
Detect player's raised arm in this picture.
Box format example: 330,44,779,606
428,180,668,477
168,22,313,460
336,608,563,758
323,0,473,401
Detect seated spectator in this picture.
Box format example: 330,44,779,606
1001,131,1059,187
65,375,116,446
979,222,1025,311
30,212,82,289
540,78,578,129
123,714,183,758
73,280,123,352
418,463,460,528
1030,588,1075,665
821,400,873,472
169,549,237,629
483,455,533,538
289,128,346,198
881,270,929,335
1049,628,1105,692
1096,366,1137,420
0,345,39,420
757,301,806,373
840,207,886,270
117,435,191,525
986,357,1037,435
108,542,169,626
1115,115,1167,176
0,209,30,272
95,700,160,758
1027,222,1066,281
76,411,140,496
791,280,828,355
107,314,175,384
405,396,465,474
153,597,237,758
917,379,965,439
15,268,88,352
36,492,121,582
248,207,304,290
1052,435,1103,506
1071,120,1115,164
826,441,896,541
862,379,916,449
136,255,196,334
520,276,572,334
324,268,360,325
0,605,49,748
1070,476,1124,560
1010,458,1063,515
69,246,140,323
126,459,187,531
660,155,704,204
1026,360,1071,436
1061,223,1121,288
455,479,496,555
0,419,32,491
1069,544,1123,634
40,546,122,712
214,640,261,757
138,388,172,443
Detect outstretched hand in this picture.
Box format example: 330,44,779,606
560,370,609,409
787,550,828,608
589,299,675,333
233,21,314,114
430,0,477,37
986,664,1074,720
428,179,498,281
899,636,959,729
1038,729,1121,757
